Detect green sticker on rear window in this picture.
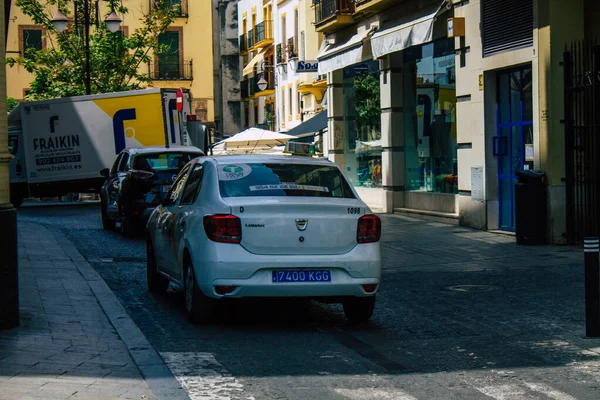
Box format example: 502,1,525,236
218,164,252,181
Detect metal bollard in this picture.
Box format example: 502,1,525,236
584,237,600,337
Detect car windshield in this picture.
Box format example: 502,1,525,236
218,163,355,198
133,152,199,172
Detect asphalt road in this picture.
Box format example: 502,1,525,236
17,202,600,400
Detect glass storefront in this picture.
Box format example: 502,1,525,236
403,38,457,194
342,61,382,188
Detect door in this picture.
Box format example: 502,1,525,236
155,164,191,277
494,66,533,231
161,163,205,281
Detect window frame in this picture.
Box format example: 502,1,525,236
154,27,184,79
18,25,46,59
180,163,204,205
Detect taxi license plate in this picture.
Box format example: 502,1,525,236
272,270,331,283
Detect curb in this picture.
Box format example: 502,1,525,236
20,200,101,208
47,226,191,400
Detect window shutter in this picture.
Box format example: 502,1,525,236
481,0,533,57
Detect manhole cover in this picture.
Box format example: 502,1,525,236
446,285,498,292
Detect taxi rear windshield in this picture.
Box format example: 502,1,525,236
218,163,355,198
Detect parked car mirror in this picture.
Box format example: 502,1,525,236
100,168,110,178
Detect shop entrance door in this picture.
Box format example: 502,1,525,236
494,66,533,231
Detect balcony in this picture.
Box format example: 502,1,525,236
252,20,274,50
239,34,248,54
354,0,400,16
314,0,355,34
287,37,298,59
241,79,249,99
150,60,193,81
247,29,255,50
249,77,257,97
151,0,189,17
276,43,286,65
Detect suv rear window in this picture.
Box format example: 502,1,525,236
218,163,355,198
133,152,200,172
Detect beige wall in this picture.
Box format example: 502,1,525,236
5,0,214,122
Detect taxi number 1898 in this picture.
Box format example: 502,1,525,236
347,207,361,214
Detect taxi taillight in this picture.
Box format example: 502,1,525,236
357,215,381,243
203,215,242,244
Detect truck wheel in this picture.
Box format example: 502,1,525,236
101,202,116,230
343,296,376,324
10,191,24,208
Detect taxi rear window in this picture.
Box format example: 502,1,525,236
218,163,355,198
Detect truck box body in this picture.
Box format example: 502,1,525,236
8,88,201,204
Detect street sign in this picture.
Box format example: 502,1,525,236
176,88,184,112
296,61,319,73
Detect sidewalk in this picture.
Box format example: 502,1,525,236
0,223,189,400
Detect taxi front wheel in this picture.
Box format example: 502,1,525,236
343,296,376,323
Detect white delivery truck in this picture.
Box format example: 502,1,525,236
8,88,208,206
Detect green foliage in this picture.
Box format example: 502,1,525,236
7,97,19,113
7,0,179,100
353,72,381,130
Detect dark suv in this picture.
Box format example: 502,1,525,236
100,146,203,236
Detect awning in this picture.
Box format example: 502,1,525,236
242,47,267,76
284,110,328,137
317,28,376,75
371,0,447,59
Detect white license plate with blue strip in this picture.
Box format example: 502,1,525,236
272,270,331,283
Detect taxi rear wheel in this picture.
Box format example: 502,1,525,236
343,296,376,323
146,240,168,293
184,260,216,323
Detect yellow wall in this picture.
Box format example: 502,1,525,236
5,0,214,123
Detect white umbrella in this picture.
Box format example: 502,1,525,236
223,128,295,149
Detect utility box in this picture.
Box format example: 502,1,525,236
515,170,547,245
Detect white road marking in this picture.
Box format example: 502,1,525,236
475,382,578,400
523,382,578,400
161,352,254,400
334,388,418,400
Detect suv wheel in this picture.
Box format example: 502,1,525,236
343,296,376,323
146,239,168,293
184,260,215,323
101,199,116,230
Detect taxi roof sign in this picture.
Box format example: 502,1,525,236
284,141,315,156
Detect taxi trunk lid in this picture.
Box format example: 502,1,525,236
227,197,366,255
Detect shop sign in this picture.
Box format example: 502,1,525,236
296,61,319,72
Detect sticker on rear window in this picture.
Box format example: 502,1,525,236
249,183,330,192
218,164,252,181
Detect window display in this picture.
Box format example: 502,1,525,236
403,38,457,194
342,61,382,188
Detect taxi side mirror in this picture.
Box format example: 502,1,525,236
100,168,110,178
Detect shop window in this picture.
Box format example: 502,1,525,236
403,38,457,194
342,61,382,188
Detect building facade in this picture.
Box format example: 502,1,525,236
5,0,215,123
213,0,242,138
314,0,600,243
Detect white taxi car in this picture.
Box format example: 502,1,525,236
145,155,382,323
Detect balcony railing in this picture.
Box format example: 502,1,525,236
150,60,193,80
314,0,355,25
249,76,257,97
276,43,286,64
151,0,189,17
241,79,249,99
287,37,298,59
247,29,255,50
254,21,273,46
239,34,247,53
